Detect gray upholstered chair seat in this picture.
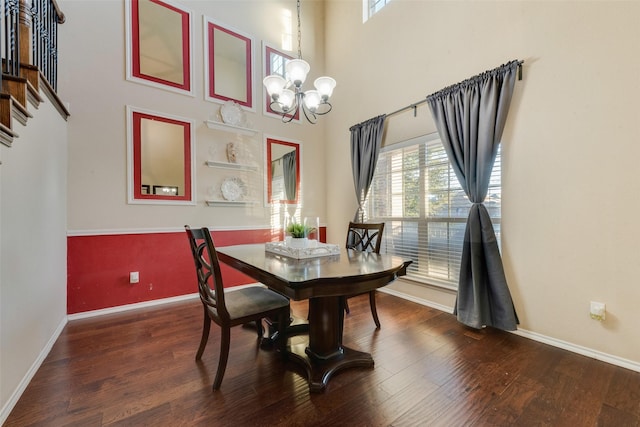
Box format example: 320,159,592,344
214,286,289,322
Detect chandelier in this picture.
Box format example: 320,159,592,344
263,0,336,124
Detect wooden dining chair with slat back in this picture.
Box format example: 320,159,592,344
185,226,290,390
344,221,385,328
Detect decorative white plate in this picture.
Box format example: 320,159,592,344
220,101,244,126
220,177,246,201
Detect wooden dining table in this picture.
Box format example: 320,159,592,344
216,243,411,392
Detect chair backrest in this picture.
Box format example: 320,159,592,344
185,226,230,322
345,222,384,254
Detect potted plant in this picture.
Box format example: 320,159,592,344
286,223,316,248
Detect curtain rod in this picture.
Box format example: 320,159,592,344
386,60,524,119
386,99,428,118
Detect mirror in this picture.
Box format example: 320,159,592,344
204,17,254,110
125,0,193,95
127,106,195,205
263,44,299,122
266,137,301,205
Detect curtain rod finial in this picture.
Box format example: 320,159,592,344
518,63,523,81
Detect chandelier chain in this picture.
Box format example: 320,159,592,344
296,0,302,59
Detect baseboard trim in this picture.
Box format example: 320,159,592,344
66,283,263,320
511,328,640,373
379,287,454,314
381,288,640,374
67,293,200,320
0,316,67,426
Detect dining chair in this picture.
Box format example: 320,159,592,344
344,221,385,328
185,226,290,390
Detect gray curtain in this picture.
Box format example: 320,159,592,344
350,115,386,222
282,150,297,201
426,60,521,331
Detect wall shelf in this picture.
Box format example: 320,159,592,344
205,160,258,171
204,120,258,136
206,200,258,207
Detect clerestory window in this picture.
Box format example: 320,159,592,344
363,0,392,22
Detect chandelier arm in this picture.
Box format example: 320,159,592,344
268,101,283,114
281,109,298,123
314,102,333,116
301,104,318,124
280,95,301,123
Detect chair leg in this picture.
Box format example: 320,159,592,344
196,306,211,360
213,327,231,390
344,298,351,314
369,291,381,329
255,319,264,341
277,309,288,358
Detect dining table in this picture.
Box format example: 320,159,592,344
216,243,412,392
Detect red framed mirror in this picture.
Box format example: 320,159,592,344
125,0,193,96
127,106,195,205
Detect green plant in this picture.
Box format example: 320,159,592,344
286,223,315,238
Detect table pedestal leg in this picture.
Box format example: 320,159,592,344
286,296,374,392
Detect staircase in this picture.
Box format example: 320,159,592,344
1,0,70,147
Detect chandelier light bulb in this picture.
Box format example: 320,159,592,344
286,59,310,87
279,89,296,111
263,75,286,99
303,90,321,112
314,76,336,100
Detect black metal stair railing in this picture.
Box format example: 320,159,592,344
2,0,64,91
31,0,62,91
2,0,21,79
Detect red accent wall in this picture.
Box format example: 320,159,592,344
67,227,327,314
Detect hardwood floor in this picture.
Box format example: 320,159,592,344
5,293,640,426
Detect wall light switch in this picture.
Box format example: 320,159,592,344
130,271,139,284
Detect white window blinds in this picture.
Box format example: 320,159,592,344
366,133,501,289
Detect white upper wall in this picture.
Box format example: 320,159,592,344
324,0,640,365
59,0,328,232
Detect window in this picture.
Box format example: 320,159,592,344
363,0,392,22
263,44,299,121
366,133,501,289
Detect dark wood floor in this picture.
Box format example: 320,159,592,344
5,293,640,426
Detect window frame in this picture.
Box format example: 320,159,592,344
262,43,300,122
363,0,392,22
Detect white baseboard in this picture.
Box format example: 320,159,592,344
67,293,200,321
0,316,67,426
511,328,640,373
379,287,454,314
381,287,640,374
66,283,263,321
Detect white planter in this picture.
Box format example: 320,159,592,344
288,237,308,249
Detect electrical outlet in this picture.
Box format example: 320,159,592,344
130,271,139,284
590,301,606,321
